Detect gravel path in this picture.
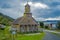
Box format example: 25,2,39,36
43,32,60,40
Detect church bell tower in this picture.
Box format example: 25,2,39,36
25,1,30,13
24,1,32,17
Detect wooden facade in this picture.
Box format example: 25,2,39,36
12,3,39,33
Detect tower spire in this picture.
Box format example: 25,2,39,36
27,0,28,4
24,0,30,13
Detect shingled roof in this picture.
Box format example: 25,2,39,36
13,16,38,25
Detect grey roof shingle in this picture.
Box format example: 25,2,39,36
13,16,38,25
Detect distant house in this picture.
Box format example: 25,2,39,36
43,20,57,29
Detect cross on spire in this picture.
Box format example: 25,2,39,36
27,0,30,4
27,0,28,4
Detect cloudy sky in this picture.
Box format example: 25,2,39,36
0,0,60,21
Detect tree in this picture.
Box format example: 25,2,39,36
57,21,60,29
45,25,49,29
39,22,44,28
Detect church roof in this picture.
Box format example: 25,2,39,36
13,16,38,25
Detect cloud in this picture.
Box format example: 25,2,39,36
0,0,25,19
34,3,49,9
35,16,60,21
24,2,49,9
35,17,46,21
45,17,60,20
0,0,60,21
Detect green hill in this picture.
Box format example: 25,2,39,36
0,13,14,26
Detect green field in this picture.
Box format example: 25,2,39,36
16,33,45,40
0,26,45,40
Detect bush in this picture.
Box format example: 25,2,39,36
45,26,49,29
0,28,5,30
39,22,44,28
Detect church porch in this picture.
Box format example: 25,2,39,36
19,25,38,33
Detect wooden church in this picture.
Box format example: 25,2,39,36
12,2,39,33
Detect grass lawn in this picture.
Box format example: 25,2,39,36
16,33,45,40
0,26,45,40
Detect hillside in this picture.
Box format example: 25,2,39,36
0,13,14,26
